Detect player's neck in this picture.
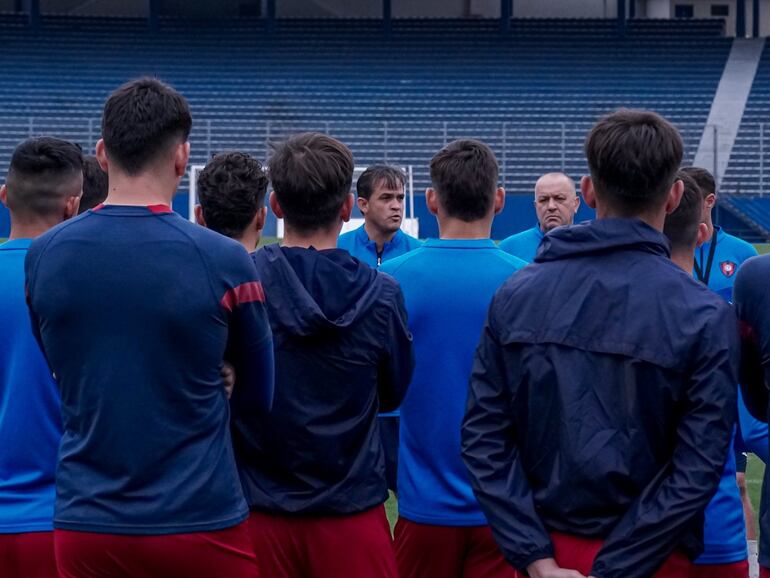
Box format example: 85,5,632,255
363,220,397,251
704,215,715,243
235,230,261,253
670,247,696,273
595,205,666,232
282,223,339,251
437,216,492,240
103,170,177,208
8,219,58,240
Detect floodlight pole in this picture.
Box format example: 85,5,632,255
28,0,40,30
500,0,511,33
737,0,747,37
617,0,626,36
383,0,392,36
148,0,158,32
753,0,760,38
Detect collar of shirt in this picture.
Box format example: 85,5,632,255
422,238,497,250
0,238,33,250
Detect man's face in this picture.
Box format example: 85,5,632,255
535,178,579,232
360,181,405,235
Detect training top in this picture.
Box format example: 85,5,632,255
0,239,61,533
498,226,544,263
380,239,525,526
463,219,738,578
693,226,757,301
337,224,421,268
25,205,274,535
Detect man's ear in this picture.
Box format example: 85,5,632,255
255,206,267,233
493,187,505,216
573,193,581,213
581,176,597,209
63,195,81,221
357,196,368,215
341,193,354,223
425,187,439,216
194,204,206,227
704,193,717,211
0,184,8,208
269,191,284,219
665,179,684,215
696,222,710,248
174,142,190,179
95,139,109,173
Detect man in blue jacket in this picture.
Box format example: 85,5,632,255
235,133,414,578
462,110,738,578
498,172,580,262
381,139,525,578
0,137,83,578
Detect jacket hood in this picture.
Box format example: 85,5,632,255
253,244,382,336
535,218,671,263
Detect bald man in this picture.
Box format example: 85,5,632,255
499,172,580,263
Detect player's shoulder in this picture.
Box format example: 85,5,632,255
500,227,538,245
736,254,770,292
379,245,425,276
721,231,758,260
336,227,361,249
492,249,528,271
398,230,422,250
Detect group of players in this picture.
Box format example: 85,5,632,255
1,76,770,578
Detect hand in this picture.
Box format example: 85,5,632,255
221,362,236,399
527,558,587,578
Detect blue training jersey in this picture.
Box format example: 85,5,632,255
25,205,274,535
381,239,525,525
337,224,421,268
498,226,543,263
694,227,761,565
0,239,61,533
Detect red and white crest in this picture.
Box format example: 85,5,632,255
720,261,737,277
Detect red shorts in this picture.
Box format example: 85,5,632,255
689,560,749,578
247,506,398,578
55,521,259,578
394,518,516,578
761,566,770,578
512,532,692,578
0,531,57,578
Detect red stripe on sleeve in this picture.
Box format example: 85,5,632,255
221,282,266,312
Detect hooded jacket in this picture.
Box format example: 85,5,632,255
462,219,738,578
233,244,414,515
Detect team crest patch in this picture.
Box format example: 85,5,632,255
720,261,737,277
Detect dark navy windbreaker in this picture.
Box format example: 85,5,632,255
233,244,414,515
462,219,738,578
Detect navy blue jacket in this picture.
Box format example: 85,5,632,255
462,219,738,578
734,255,770,568
233,244,414,515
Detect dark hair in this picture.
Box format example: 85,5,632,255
268,132,354,231
585,109,683,213
429,139,498,222
101,77,192,175
664,171,704,250
357,164,405,200
680,166,716,197
6,136,83,218
197,152,268,239
79,155,108,213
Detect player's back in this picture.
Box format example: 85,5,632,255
0,239,61,533
381,239,525,525
25,205,256,534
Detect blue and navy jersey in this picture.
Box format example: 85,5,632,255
337,225,421,268
694,227,757,301
0,239,61,533
381,239,525,526
25,205,274,535
498,226,543,263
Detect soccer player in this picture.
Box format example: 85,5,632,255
735,254,770,578
195,151,268,252
337,163,420,493
498,172,580,262
78,154,108,213
462,109,738,578
0,137,82,578
234,133,413,578
664,171,750,578
380,139,525,578
25,78,273,578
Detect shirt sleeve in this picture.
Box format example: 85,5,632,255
221,250,274,415
461,301,554,571
589,303,739,578
377,283,414,413
737,388,769,462
23,237,52,368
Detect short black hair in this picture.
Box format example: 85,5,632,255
585,109,683,214
680,166,716,197
79,155,108,213
429,139,498,222
664,170,704,250
197,152,268,239
102,77,192,175
356,164,405,200
5,136,83,218
268,132,354,232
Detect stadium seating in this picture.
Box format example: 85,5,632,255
0,16,731,237
719,195,770,241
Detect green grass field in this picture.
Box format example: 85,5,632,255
747,455,765,537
